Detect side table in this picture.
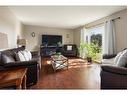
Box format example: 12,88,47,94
0,68,27,89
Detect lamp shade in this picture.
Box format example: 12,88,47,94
17,39,27,46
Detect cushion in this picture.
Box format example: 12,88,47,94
17,51,26,61
114,51,123,64
16,50,32,61
14,52,20,61
1,53,15,63
67,45,72,51
27,50,32,60
116,49,127,67
102,58,115,64
22,50,32,61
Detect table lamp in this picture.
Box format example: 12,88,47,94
17,39,27,47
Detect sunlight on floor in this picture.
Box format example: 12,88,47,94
46,60,51,64
45,58,95,68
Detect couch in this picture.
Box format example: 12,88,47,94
101,54,116,65
101,65,127,89
0,46,41,87
61,44,78,57
101,53,127,89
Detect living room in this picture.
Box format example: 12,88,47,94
1,1,127,94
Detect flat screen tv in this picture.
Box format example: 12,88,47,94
42,35,62,47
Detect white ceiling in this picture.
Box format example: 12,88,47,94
9,6,127,29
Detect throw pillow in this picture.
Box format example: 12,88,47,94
14,52,20,61
116,49,127,67
2,53,15,63
114,51,123,64
16,50,32,61
17,51,26,61
21,50,29,61
26,50,32,60
67,45,72,51
22,50,32,61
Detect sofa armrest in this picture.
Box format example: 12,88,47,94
4,60,38,68
103,54,116,59
101,65,127,75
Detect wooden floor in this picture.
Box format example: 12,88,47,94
30,57,100,89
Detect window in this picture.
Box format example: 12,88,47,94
84,25,104,61
85,25,104,47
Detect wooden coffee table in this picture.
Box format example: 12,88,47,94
0,68,27,89
51,55,68,72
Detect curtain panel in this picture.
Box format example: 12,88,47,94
103,20,117,55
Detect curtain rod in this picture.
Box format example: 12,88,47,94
85,17,121,29
105,17,120,23
112,17,120,21
85,22,104,29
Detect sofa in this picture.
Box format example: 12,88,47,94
101,51,127,89
61,44,78,57
101,54,116,65
101,65,127,89
0,46,41,87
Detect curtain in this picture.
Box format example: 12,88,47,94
80,27,87,58
80,27,86,43
103,20,117,55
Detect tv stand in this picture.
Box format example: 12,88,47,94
40,46,62,57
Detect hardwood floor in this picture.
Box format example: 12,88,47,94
30,57,100,89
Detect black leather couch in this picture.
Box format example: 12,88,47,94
101,65,127,89
61,44,78,57
101,53,127,89
0,46,41,87
103,54,117,59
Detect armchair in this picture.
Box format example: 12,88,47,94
61,44,78,57
101,65,127,89
103,54,117,59
101,54,117,65
101,49,127,89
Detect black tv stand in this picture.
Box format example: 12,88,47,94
40,46,62,57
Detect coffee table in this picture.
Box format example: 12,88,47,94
51,55,68,72
0,68,27,89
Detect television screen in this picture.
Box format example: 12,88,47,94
42,35,62,47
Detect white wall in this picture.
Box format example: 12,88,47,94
23,25,74,51
0,7,23,49
113,9,127,52
73,27,82,47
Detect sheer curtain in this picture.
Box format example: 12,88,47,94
80,27,86,43
80,27,87,58
103,20,117,55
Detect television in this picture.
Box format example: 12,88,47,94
42,35,62,47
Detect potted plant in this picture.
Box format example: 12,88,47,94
79,42,101,63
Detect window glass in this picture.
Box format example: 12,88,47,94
84,25,104,61
85,25,104,47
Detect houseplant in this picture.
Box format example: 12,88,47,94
79,42,101,62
